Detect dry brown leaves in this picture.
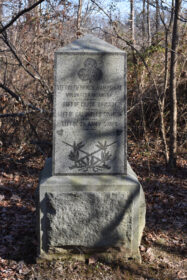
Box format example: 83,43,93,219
0,141,186,280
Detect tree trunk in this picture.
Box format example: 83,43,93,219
168,0,182,169
0,1,3,21
142,0,145,47
77,0,82,38
155,0,160,43
159,98,169,164
130,0,135,46
147,0,151,46
158,0,174,165
161,28,169,164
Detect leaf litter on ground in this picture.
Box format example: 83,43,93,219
0,140,186,279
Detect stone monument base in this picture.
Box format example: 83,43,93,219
36,158,146,263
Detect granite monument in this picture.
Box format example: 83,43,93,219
37,34,146,262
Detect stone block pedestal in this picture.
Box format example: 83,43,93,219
37,158,146,262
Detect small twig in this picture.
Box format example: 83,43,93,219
0,111,41,118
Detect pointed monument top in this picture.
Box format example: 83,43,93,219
56,34,125,53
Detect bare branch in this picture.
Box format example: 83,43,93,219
0,0,45,34
91,0,160,97
0,82,21,102
0,111,39,118
1,34,53,98
0,82,44,113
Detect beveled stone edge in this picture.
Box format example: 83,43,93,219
55,34,126,54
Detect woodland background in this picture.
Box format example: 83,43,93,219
0,0,186,279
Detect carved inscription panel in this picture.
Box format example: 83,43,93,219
53,54,126,174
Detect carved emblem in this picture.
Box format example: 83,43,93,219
62,140,116,172
78,58,103,82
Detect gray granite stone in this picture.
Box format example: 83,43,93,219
46,192,132,248
37,35,146,263
53,34,127,175
37,158,146,262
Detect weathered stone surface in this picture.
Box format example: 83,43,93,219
46,192,132,247
37,35,146,263
37,158,146,261
53,35,127,175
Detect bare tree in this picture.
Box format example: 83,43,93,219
77,0,83,38
158,0,175,164
155,0,160,42
142,0,146,47
130,0,135,45
0,0,45,34
147,0,151,46
169,0,182,168
0,0,3,21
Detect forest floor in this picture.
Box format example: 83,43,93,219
0,139,186,280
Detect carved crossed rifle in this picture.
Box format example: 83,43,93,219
62,140,116,172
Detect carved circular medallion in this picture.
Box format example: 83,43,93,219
78,58,103,82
